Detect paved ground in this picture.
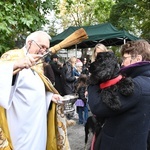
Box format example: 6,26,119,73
67,115,92,150
68,121,85,150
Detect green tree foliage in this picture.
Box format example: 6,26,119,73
0,0,55,55
94,0,114,23
109,0,150,41
54,0,114,30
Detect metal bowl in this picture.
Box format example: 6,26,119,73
61,94,78,101
59,93,79,114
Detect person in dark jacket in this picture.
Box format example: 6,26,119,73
61,56,78,95
50,54,65,95
43,56,55,85
81,57,90,76
88,40,150,150
120,40,150,150
75,74,88,124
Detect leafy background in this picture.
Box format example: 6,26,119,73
0,0,149,56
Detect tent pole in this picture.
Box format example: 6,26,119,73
75,44,77,57
124,38,126,44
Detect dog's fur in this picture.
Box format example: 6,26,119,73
85,116,97,145
84,115,104,149
89,52,134,111
85,52,134,149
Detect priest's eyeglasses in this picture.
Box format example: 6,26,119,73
32,40,49,52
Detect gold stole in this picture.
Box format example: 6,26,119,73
0,49,70,150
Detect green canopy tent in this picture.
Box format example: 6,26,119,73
50,23,139,49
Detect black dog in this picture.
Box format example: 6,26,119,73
84,115,104,149
89,52,134,111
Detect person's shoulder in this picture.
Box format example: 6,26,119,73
1,49,24,61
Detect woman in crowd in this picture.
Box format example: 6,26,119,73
91,43,108,62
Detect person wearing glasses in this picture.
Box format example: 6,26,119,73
0,31,70,150
88,40,150,150
121,40,150,150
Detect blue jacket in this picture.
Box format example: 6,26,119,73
88,62,150,150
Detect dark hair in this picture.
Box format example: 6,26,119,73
51,54,58,60
89,51,120,84
76,74,88,91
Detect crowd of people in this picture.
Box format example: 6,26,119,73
44,53,90,123
0,29,150,150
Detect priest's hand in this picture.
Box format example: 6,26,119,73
51,94,63,104
13,54,43,71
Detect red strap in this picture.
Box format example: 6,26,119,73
91,133,96,150
100,75,123,89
